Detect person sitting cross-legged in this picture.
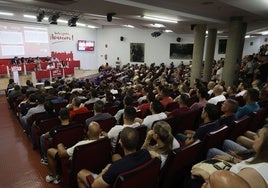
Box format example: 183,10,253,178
77,127,152,188
45,121,102,184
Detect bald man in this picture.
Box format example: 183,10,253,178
201,170,250,188
208,85,226,105
45,121,102,184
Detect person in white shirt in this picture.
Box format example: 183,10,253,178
135,100,167,131
46,62,55,70
207,81,216,97
45,121,102,184
235,82,247,97
102,106,140,149
208,85,226,105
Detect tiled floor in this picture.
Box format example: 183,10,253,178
0,96,60,188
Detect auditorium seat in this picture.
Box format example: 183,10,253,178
61,137,112,187
228,115,251,140
203,125,229,155
172,108,202,134
248,107,267,132
159,139,203,188
112,158,161,188
95,117,116,132
72,111,93,125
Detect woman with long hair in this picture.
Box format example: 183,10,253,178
192,125,268,188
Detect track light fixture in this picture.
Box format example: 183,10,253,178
68,16,79,27
49,13,60,24
107,12,116,22
36,10,45,22
151,31,163,38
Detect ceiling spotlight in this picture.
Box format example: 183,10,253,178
37,11,45,22
68,16,79,27
151,31,163,38
49,13,60,24
107,12,116,22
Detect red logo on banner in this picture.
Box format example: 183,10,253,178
51,69,63,77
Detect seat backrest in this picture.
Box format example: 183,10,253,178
228,115,251,140
173,108,202,134
166,102,179,112
234,96,246,107
103,105,119,116
160,139,203,188
203,125,229,153
71,137,112,175
33,117,60,149
72,111,93,124
135,126,147,149
53,124,84,148
85,103,94,111
38,118,61,134
95,117,116,132
26,112,46,135
248,108,267,132
113,158,161,188
54,101,68,114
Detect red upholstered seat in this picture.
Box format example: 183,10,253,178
61,137,112,187
159,139,204,188
112,158,161,188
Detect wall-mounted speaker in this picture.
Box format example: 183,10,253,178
120,36,124,41
176,37,181,42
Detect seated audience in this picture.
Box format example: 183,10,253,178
69,97,89,121
193,125,268,188
207,81,216,97
190,87,208,111
235,82,247,97
102,106,140,149
167,93,190,117
39,108,73,165
208,85,226,105
235,88,260,119
142,121,180,167
45,121,102,184
218,99,238,126
7,85,23,109
31,101,57,149
20,93,46,131
177,103,220,144
159,87,173,109
135,100,167,131
137,92,155,118
114,96,133,124
85,89,100,105
77,127,151,188
85,100,112,130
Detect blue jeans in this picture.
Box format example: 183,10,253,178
207,139,247,159
40,136,52,158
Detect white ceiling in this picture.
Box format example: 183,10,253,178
0,0,267,35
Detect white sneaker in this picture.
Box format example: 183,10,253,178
40,158,48,165
46,175,55,183
53,178,61,184
46,175,61,184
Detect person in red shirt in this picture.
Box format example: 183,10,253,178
69,97,89,121
159,87,173,109
137,92,155,118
